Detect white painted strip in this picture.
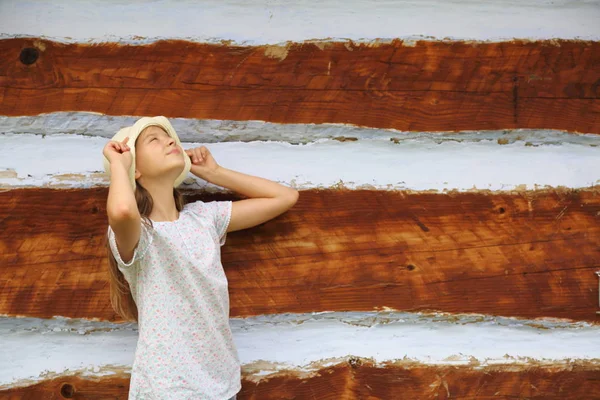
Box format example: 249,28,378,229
1,312,599,388
2,112,599,145
0,0,598,44
1,131,599,191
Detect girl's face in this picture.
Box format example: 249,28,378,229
134,126,185,186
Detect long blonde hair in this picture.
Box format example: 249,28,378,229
106,182,185,322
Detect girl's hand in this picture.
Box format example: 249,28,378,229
186,146,220,181
103,137,133,170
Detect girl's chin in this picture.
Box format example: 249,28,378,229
143,166,185,184
165,157,185,168
168,163,186,177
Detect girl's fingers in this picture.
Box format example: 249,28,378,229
186,149,198,164
184,147,211,164
114,142,129,153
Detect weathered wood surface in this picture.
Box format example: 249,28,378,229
242,361,600,400
0,38,599,133
1,187,599,322
2,361,600,399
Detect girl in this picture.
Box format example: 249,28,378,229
102,116,298,400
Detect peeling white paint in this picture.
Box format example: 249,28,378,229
1,130,599,191
0,0,599,44
1,312,599,388
1,113,599,145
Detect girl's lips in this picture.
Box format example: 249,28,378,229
167,148,180,155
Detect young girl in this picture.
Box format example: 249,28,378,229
102,116,298,400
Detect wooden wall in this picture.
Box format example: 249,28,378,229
1,39,599,133
1,0,600,397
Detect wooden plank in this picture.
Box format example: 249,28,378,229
1,188,599,322
246,361,600,399
2,361,599,399
242,361,600,400
0,39,598,133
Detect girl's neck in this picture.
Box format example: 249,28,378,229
142,180,179,222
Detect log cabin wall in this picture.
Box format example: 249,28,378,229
1,0,599,398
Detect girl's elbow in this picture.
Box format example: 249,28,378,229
284,189,299,208
108,204,139,223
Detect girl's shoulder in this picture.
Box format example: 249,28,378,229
180,200,217,224
183,200,233,245
184,199,231,216
183,199,206,215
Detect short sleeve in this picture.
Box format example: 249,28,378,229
187,200,232,246
107,222,153,268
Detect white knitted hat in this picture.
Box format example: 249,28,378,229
102,116,191,191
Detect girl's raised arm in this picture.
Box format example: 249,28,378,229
185,146,299,233
104,137,141,263
211,168,298,233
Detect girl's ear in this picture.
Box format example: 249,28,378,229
135,169,141,179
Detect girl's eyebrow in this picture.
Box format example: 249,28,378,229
142,132,158,142
142,129,167,142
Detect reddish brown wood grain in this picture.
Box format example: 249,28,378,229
1,187,599,322
0,38,598,133
241,361,600,400
2,361,599,399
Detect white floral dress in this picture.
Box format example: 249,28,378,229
108,200,241,400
